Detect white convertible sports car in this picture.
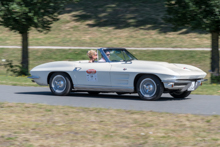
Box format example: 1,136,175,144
28,48,207,101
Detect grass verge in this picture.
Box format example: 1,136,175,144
1,48,219,95
0,76,42,87
0,48,211,74
0,103,220,147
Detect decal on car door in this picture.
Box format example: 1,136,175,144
86,69,98,82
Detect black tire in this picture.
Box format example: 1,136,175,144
49,72,72,96
169,91,191,98
88,92,100,95
136,75,163,101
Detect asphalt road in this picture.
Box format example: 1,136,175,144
1,85,220,115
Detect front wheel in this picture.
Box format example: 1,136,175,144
136,75,164,101
169,91,191,98
49,73,72,96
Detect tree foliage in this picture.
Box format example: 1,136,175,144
0,0,71,33
0,0,73,75
164,0,220,33
164,0,220,82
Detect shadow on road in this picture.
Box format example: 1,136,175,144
159,97,191,101
15,91,53,96
15,91,191,101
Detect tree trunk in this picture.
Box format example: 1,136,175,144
21,31,29,75
211,32,219,83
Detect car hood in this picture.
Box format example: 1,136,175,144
131,60,206,77
31,61,76,71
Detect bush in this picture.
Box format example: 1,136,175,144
211,74,220,84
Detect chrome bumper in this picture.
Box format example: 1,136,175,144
28,75,40,83
27,76,40,79
162,79,207,92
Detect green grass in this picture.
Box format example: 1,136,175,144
0,48,211,74
192,83,220,95
0,48,90,75
0,76,42,87
1,48,219,95
0,0,211,48
0,103,220,146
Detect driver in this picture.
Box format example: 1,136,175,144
99,51,110,62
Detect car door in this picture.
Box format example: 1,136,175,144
73,61,111,91
110,62,136,92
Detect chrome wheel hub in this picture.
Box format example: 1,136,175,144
140,78,157,98
52,75,66,93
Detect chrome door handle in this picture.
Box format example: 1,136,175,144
74,67,81,71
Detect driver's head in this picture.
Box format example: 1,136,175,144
105,51,110,58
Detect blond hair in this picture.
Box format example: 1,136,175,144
87,50,96,59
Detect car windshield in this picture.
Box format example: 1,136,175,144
103,49,137,62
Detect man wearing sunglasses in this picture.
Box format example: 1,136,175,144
99,51,110,62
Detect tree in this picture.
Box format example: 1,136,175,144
164,0,220,82
0,0,72,75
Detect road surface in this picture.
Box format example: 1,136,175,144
1,85,220,115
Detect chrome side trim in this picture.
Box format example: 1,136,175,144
162,80,191,83
28,76,40,79
74,85,134,92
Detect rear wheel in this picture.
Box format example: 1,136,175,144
169,91,191,98
49,73,72,96
136,75,163,101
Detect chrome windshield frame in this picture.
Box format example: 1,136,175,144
97,48,111,62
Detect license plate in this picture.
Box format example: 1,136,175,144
188,82,195,91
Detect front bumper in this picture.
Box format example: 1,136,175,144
28,75,40,79
28,75,40,83
162,79,207,92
